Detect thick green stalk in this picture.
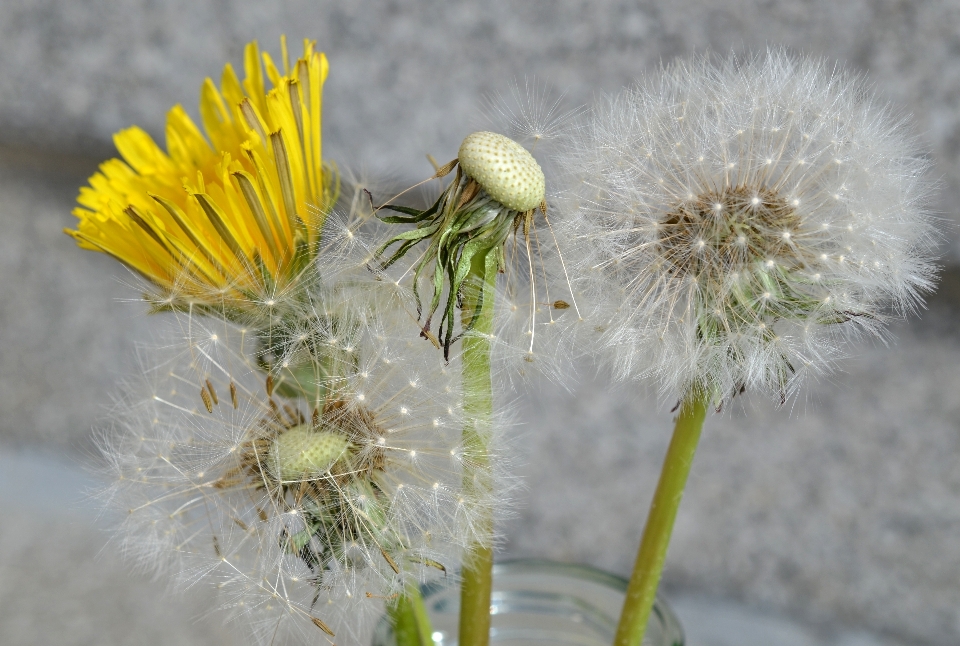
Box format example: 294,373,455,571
458,251,498,646
388,583,434,646
613,394,708,646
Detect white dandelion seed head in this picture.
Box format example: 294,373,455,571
555,49,939,404
94,296,510,643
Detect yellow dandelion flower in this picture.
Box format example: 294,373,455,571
66,36,339,307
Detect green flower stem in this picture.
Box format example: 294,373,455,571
410,586,434,645
389,583,434,646
613,394,708,646
458,250,498,646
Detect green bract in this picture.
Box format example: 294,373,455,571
376,132,544,357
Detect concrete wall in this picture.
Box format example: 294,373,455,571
5,1,960,259
1,1,960,644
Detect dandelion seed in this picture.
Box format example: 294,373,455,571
205,379,219,405
199,387,213,413
479,76,583,152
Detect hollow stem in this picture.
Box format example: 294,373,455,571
458,250,498,646
613,393,708,646
388,582,434,646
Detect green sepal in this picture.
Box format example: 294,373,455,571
377,193,443,224
288,218,315,279
438,225,504,354
374,175,516,358
251,250,277,295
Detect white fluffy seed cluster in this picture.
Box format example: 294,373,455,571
458,131,545,212
556,50,938,403
96,283,503,645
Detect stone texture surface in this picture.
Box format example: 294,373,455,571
1,2,960,644
0,150,157,453
0,451,239,646
3,1,960,255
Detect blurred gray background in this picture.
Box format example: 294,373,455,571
2,1,960,645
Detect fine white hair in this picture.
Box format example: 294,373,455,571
555,49,939,404
94,283,512,644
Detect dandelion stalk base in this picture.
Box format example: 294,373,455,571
614,395,707,646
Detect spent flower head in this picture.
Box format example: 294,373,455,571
97,296,504,644
365,128,584,381
373,132,546,355
67,37,338,314
557,50,939,404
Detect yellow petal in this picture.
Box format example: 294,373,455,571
68,37,336,308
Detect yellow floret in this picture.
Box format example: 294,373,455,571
66,37,338,307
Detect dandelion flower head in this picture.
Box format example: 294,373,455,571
67,37,337,311
357,123,589,386
372,131,550,356
558,51,938,403
98,304,493,644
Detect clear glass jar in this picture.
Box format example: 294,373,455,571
371,559,684,646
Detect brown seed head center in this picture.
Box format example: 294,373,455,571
658,186,804,279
